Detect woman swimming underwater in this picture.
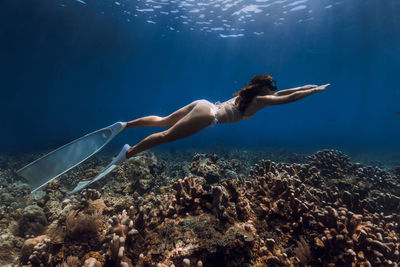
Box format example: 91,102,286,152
112,74,329,164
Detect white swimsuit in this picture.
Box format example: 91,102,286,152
209,101,254,127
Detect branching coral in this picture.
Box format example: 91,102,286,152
106,233,133,267
172,176,207,215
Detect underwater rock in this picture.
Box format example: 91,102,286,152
60,255,82,266
105,151,166,195
81,188,102,202
391,166,400,178
187,152,249,184
59,157,104,190
17,205,47,237
20,234,48,263
0,233,20,264
43,179,66,201
127,154,158,193
84,257,102,267
306,149,354,176
189,153,222,183
356,165,400,194
27,236,53,266
0,191,13,206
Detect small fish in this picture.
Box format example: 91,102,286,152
395,112,400,115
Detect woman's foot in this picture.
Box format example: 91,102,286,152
110,144,131,166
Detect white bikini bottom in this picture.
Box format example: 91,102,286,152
209,101,238,127
207,100,254,128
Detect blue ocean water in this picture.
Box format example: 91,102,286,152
1,0,399,158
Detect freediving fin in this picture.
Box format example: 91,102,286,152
17,122,127,193
68,144,131,194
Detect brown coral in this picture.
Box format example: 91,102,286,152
65,210,101,242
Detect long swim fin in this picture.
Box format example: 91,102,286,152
68,144,131,194
17,122,127,193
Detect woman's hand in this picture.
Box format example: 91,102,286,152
312,83,330,93
260,83,330,106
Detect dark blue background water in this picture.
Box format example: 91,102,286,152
1,0,399,156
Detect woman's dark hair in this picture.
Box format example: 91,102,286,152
234,74,277,114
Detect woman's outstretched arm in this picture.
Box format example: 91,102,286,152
274,85,318,96
259,83,329,106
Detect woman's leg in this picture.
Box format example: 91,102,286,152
126,100,215,158
125,100,201,128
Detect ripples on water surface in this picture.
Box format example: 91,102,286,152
59,0,341,37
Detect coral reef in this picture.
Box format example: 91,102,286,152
0,148,399,266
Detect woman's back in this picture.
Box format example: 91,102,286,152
214,96,258,124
